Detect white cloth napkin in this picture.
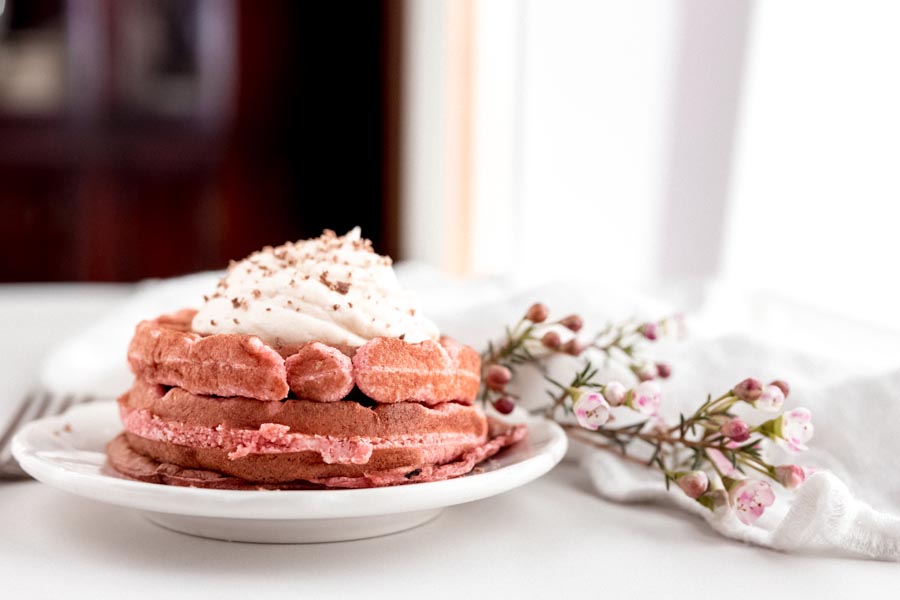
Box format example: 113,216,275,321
38,267,900,560
580,352,900,562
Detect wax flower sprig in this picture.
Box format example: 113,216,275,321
480,303,815,526
588,315,683,381
480,303,676,415
479,303,584,414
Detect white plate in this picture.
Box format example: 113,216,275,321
12,403,567,543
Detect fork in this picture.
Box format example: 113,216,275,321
0,391,96,479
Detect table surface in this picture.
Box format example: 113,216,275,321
1,285,898,599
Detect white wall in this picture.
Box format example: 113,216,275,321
724,0,900,328
403,0,900,328
400,0,450,270
513,1,677,284
406,0,750,285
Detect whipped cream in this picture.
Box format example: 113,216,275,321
192,228,440,348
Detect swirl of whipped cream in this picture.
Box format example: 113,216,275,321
192,228,439,349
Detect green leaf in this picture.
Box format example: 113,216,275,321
647,443,661,466
545,377,565,390
691,449,703,470
579,361,592,380
655,456,667,475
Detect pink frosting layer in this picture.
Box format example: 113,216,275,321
119,406,483,465
307,422,528,488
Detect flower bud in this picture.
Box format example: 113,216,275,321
774,465,807,489
697,489,729,511
485,364,512,391
676,471,709,499
632,362,658,382
525,302,550,323
603,381,627,406
626,381,662,415
492,396,516,415
733,377,763,401
639,322,659,341
720,418,751,442
770,379,790,398
656,362,672,379
573,391,611,430
560,314,583,333
541,331,562,350
561,338,583,356
755,384,785,412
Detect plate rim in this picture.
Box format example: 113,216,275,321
12,403,568,520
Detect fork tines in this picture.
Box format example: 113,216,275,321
0,392,94,478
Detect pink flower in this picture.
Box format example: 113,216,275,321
754,384,785,412
676,471,709,499
656,362,672,379
720,418,751,442
627,381,662,415
706,448,736,476
774,465,807,489
776,408,814,452
603,381,628,406
573,391,611,430
729,479,776,525
733,378,763,401
639,322,659,341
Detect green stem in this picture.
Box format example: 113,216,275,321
737,452,774,476
737,458,773,478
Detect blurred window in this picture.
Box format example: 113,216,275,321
0,0,66,114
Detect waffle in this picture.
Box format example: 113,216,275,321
284,342,354,402
127,309,289,401
128,311,481,404
107,418,526,489
353,336,480,404
113,307,524,489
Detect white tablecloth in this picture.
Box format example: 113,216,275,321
1,284,899,598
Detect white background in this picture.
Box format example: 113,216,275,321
403,0,900,332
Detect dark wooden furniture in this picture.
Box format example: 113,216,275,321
0,0,403,281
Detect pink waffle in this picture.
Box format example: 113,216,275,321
284,342,354,402
353,336,481,404
127,309,289,401
128,310,482,405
